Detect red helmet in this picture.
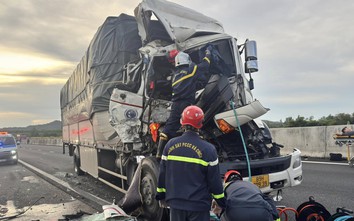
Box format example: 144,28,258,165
224,170,242,182
180,105,204,129
168,49,179,64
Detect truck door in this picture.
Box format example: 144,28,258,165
109,60,144,149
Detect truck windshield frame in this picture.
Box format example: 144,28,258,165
144,38,238,101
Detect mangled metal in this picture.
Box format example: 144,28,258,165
60,0,302,219
134,0,224,44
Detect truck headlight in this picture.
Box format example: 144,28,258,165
293,156,301,168
11,150,17,155
216,119,235,134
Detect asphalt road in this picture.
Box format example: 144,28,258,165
15,144,354,219
17,144,124,206
0,161,96,220
276,160,354,213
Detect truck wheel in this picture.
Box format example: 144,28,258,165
140,157,166,221
73,147,84,176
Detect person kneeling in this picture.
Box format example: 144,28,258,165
214,170,279,221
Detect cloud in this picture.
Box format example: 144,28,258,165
0,48,73,77
0,112,35,128
1,0,354,127
0,1,139,61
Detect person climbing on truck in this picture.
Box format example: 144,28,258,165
156,105,226,221
60,1,303,220
155,46,213,160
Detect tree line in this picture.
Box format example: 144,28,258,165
5,113,354,137
5,128,62,138
264,113,354,128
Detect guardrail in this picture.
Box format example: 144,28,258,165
27,137,62,146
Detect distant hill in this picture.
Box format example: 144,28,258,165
27,120,62,131
1,120,62,131
0,121,62,137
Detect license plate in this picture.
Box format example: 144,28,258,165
251,174,269,188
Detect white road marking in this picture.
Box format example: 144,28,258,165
302,160,349,166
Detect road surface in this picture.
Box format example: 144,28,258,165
0,162,96,220
13,144,354,219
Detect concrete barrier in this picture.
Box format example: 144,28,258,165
28,137,62,146
27,124,354,160
271,124,354,160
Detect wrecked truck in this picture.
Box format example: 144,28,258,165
60,0,303,220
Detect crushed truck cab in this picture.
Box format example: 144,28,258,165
60,0,302,219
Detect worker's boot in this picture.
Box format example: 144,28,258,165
156,133,168,162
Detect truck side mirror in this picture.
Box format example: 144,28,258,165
244,40,258,73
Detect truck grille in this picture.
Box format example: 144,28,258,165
219,155,291,177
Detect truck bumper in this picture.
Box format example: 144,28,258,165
258,148,302,193
219,148,303,193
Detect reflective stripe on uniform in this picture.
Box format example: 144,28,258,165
203,57,210,64
166,155,218,167
209,158,219,166
212,192,225,199
172,65,198,87
157,187,166,193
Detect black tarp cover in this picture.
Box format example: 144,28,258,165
60,14,142,123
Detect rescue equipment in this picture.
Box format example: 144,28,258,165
329,208,354,221
230,100,252,180
296,196,331,221
276,197,354,221
276,206,298,221
333,133,354,167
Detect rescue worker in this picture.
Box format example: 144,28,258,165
156,46,212,160
156,105,226,221
213,170,279,221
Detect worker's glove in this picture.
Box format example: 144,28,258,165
158,200,168,208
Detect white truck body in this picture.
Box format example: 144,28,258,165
60,0,302,219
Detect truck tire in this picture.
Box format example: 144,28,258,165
73,146,84,176
140,157,167,221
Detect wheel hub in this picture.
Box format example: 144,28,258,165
141,176,153,206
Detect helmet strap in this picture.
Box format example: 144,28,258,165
183,125,199,132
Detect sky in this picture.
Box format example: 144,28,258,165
1,0,354,127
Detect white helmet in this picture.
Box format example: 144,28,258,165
175,52,191,67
